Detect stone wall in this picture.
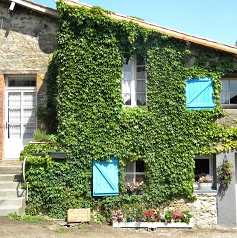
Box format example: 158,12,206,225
0,1,58,159
169,193,217,228
217,109,237,127
0,1,58,72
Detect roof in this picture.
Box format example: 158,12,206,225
9,0,237,55
63,0,237,55
7,0,59,18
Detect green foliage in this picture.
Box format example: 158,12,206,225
23,0,237,220
33,130,57,143
217,160,234,189
8,213,48,222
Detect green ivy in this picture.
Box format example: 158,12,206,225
22,0,237,220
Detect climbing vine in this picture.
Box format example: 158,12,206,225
21,0,237,219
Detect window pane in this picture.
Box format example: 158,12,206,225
230,93,237,104
136,160,145,172
220,91,229,104
123,93,131,105
8,76,36,87
194,159,210,181
122,80,131,93
125,174,134,183
136,55,145,66
136,174,145,183
136,80,146,93
221,80,228,91
125,161,134,172
136,67,146,79
122,60,132,80
136,93,146,106
230,80,237,91
9,124,21,138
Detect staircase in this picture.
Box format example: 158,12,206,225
0,160,26,216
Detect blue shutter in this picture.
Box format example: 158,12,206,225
186,77,214,110
93,157,119,196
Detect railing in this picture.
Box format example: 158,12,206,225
22,156,29,201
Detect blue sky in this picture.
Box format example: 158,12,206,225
35,0,237,46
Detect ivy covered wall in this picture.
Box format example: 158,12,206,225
22,0,237,219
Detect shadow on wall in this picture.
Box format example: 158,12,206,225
0,3,57,54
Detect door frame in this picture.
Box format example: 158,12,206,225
4,75,37,160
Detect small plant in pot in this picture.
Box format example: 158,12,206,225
198,173,213,190
111,210,124,223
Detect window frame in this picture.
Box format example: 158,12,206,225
220,78,237,108
122,55,147,107
125,160,145,184
194,155,217,191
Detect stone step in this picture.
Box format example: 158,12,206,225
0,160,22,166
0,197,25,207
0,165,22,174
0,174,22,182
0,182,21,189
0,189,25,198
0,205,25,216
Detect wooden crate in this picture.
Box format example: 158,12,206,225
67,208,91,223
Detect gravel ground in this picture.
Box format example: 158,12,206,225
0,217,237,238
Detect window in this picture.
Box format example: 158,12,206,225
7,76,36,87
186,77,214,110
122,55,147,106
220,79,237,107
125,160,145,183
193,156,216,190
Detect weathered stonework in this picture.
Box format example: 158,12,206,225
0,1,58,159
217,109,237,127
169,193,217,228
0,1,58,72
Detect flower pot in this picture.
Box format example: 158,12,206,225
198,182,212,191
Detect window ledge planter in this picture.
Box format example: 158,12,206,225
112,219,193,228
48,152,67,160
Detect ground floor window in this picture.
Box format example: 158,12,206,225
125,160,145,194
194,155,216,190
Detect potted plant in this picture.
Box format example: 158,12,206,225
111,210,124,223
198,174,213,190
217,160,234,189
126,180,145,195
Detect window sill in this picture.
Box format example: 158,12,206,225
221,105,237,109
193,190,217,195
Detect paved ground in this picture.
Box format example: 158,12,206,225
0,217,237,238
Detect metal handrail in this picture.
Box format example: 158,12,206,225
22,156,29,201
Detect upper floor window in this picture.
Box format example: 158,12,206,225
122,55,147,106
220,79,237,107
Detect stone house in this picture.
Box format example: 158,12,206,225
1,0,237,228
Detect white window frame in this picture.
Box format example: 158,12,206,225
194,155,216,191
194,156,213,177
220,78,237,108
122,55,147,107
125,160,145,183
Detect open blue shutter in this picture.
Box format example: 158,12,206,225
93,157,119,196
186,77,214,110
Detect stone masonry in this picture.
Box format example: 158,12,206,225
0,0,58,160
169,193,217,228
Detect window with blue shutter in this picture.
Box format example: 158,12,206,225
93,157,119,196
186,77,215,110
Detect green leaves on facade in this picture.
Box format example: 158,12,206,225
25,1,237,219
